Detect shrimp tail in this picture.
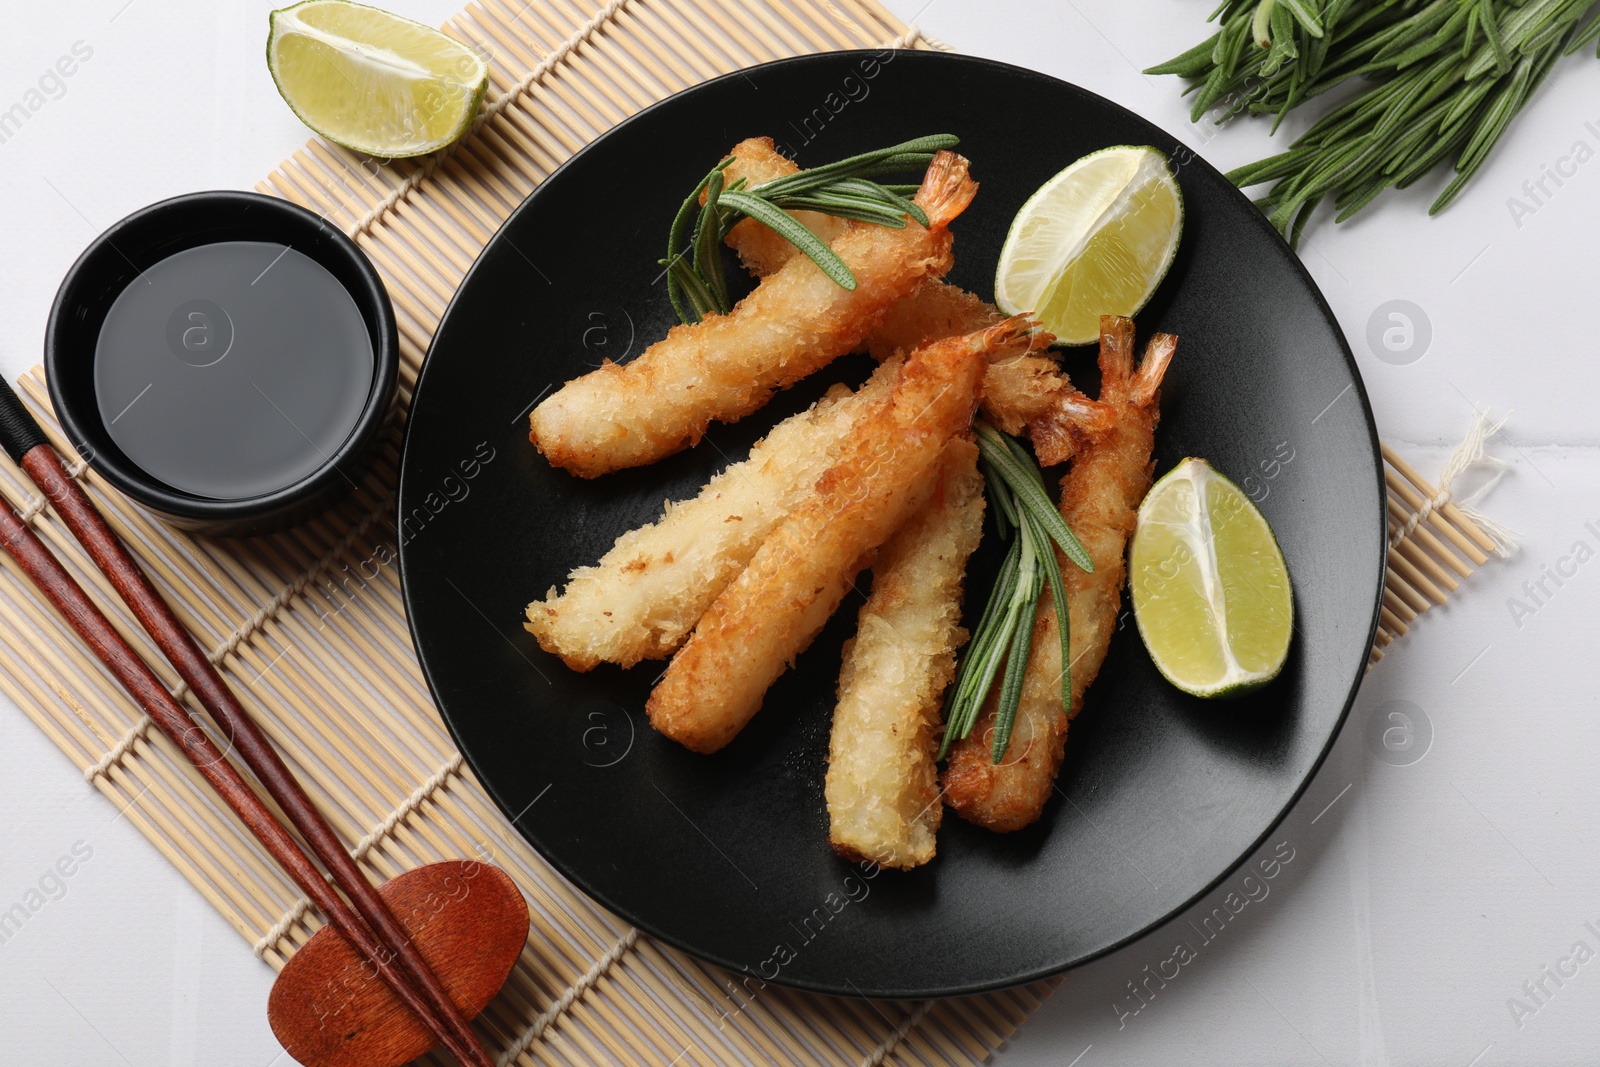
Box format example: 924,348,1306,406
913,151,979,229
1030,391,1117,467
1097,315,1136,392
976,314,1048,356
1128,333,1178,409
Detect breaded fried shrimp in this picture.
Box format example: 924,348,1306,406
528,152,977,478
525,361,901,670
645,319,1026,754
719,138,1111,465
943,317,1176,832
718,137,849,275
863,281,1114,466
826,436,984,869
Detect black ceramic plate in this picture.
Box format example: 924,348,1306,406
399,51,1384,998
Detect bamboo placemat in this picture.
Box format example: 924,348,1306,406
0,1,1499,1064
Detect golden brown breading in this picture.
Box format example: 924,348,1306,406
718,137,848,276
528,152,977,478
524,361,901,670
644,318,1025,754
717,138,1112,465
826,436,984,869
943,317,1176,832
863,281,1114,466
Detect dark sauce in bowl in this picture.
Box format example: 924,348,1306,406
93,240,373,501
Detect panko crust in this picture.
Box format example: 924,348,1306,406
943,318,1176,832
644,320,1021,753
826,436,984,869
528,153,977,477
715,139,1111,465
524,362,900,670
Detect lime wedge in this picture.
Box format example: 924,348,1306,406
994,146,1182,345
268,0,488,158
1129,458,1292,698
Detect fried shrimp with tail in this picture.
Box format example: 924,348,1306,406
646,318,1023,754
943,317,1177,832
826,437,984,869
718,137,848,275
719,137,1111,465
525,360,900,670
528,151,977,478
863,281,1113,466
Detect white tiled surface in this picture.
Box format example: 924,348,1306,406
1,2,1596,1064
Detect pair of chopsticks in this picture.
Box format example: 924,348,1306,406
0,380,495,1067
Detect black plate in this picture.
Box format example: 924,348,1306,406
399,51,1385,998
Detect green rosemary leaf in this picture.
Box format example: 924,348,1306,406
1251,0,1275,50
664,255,718,322
1226,146,1318,187
938,537,1022,758
1286,193,1323,250
754,135,958,197
1333,175,1394,222
1279,0,1324,38
990,555,1042,763
827,177,929,224
1144,31,1223,75
984,460,1019,535
1023,504,1072,716
974,423,1094,572
660,257,691,326
694,168,731,314
780,186,913,221
1262,4,1298,76
843,154,940,179
718,190,857,290
666,165,721,325
1440,71,1500,132
1566,4,1600,51
1393,122,1471,186
773,199,910,227
1151,0,1600,236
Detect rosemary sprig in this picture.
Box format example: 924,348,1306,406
660,135,959,325
1147,0,1600,244
939,424,1092,765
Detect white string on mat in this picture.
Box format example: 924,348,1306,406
886,24,947,50
251,753,466,958
859,999,933,1067
169,492,391,701
347,0,634,239
495,927,640,1067
83,498,388,781
348,753,464,861
1389,407,1518,557
253,898,314,960
83,714,153,782
13,457,89,525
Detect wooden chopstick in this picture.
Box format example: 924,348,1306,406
0,382,492,1067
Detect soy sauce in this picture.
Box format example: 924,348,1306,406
94,241,372,500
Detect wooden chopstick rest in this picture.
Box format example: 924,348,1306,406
268,860,528,1067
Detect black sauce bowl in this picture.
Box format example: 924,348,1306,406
45,190,398,537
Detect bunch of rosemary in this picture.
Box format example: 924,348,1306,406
661,134,959,326
1148,0,1600,244
939,424,1093,765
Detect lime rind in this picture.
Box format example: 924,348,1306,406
994,145,1184,345
1129,458,1293,699
268,0,489,159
